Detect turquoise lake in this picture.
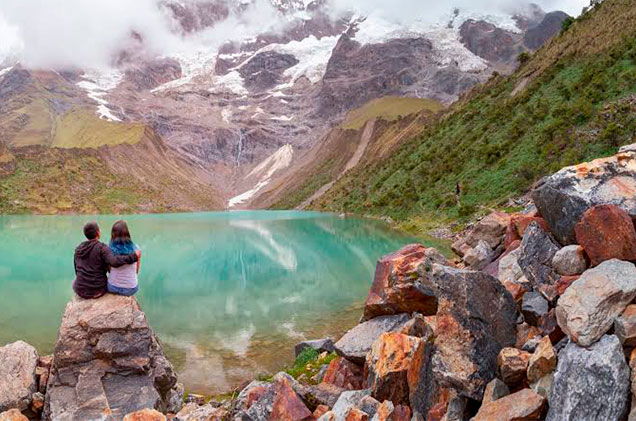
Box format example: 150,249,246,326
0,211,419,394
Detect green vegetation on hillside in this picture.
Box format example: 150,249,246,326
311,0,636,233
341,96,443,130
52,110,147,148
0,152,154,214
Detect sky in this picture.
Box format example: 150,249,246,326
0,0,591,70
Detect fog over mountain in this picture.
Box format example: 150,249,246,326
0,0,588,70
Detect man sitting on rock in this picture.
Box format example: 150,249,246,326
73,221,141,299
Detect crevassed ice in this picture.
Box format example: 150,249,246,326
76,69,123,122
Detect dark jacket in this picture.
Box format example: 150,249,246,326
73,240,138,299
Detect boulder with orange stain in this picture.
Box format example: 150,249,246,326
575,204,636,267
533,145,636,245
322,357,363,391
123,409,166,421
362,244,447,321
269,375,314,421
408,264,517,416
365,333,425,405
473,388,546,421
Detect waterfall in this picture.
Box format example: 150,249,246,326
235,129,245,167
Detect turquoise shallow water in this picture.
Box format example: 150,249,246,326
0,211,418,393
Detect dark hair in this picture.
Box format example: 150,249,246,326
83,221,100,240
111,220,132,244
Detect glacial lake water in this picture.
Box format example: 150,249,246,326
0,211,422,394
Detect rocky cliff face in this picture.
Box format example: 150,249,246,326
0,1,568,210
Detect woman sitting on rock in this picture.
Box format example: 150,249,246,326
107,220,141,296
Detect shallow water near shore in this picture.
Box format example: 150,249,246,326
0,211,420,394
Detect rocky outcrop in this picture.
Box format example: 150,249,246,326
408,264,516,415
0,341,38,413
362,244,446,321
547,335,629,420
555,259,636,347
532,147,636,245
43,294,180,421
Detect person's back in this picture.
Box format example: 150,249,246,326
73,221,139,299
107,220,141,297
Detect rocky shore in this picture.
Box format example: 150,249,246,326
4,144,636,420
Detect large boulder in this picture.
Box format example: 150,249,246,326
547,335,630,420
334,314,412,364
269,374,313,421
574,204,636,267
555,259,636,347
322,357,363,391
43,294,180,421
473,388,545,421
0,341,38,413
517,222,561,302
362,244,446,321
452,212,511,257
409,265,517,415
365,333,426,405
532,146,636,245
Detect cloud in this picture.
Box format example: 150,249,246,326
0,0,591,70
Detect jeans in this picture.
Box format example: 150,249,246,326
107,283,138,296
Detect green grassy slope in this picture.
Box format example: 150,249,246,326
311,0,636,232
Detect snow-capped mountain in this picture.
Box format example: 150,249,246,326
0,0,569,210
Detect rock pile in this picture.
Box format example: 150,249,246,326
231,144,636,420
5,145,636,420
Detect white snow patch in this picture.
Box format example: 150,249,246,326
152,51,216,93
0,66,13,79
426,25,488,72
213,70,248,95
228,144,293,207
271,114,293,121
221,108,233,124
76,69,123,122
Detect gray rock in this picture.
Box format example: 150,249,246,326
556,259,636,347
294,338,335,357
166,382,185,414
463,240,494,270
358,395,381,418
497,247,525,284
176,404,228,421
334,314,411,364
43,295,179,421
482,378,510,405
614,304,636,346
441,397,467,421
552,245,587,276
518,222,561,302
522,336,543,353
331,390,370,419
235,380,271,412
0,341,38,412
532,147,636,245
530,373,553,399
521,291,549,326
547,335,629,421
